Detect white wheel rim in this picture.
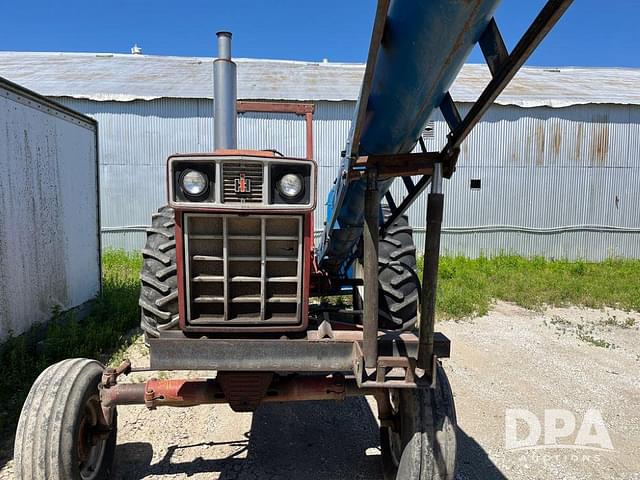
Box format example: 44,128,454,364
78,395,108,480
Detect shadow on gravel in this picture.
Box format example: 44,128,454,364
0,437,14,471
113,399,507,479
456,427,509,479
219,397,383,480
114,397,382,479
114,438,250,479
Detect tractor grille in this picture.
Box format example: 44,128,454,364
183,213,303,327
222,162,263,203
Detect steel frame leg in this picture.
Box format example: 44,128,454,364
363,168,379,367
418,162,444,378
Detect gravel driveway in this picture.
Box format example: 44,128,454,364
1,302,638,479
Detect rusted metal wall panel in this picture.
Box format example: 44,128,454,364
56,97,639,260
0,81,99,340
406,103,640,259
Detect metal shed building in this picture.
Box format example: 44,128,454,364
0,76,100,340
1,52,638,261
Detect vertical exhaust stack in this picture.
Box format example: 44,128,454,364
214,31,237,150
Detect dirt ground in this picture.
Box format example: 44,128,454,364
1,302,639,479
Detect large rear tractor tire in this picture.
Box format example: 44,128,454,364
354,207,420,330
14,359,117,480
139,206,178,338
380,364,457,480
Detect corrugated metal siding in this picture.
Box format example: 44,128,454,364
57,98,209,250
314,101,354,235
406,103,640,260
55,97,640,260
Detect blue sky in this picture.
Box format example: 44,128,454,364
0,1,638,67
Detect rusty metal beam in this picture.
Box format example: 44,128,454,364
101,375,359,410
378,138,453,232
149,330,451,372
417,163,445,376
236,101,315,160
363,168,380,367
349,152,438,180
236,101,314,115
305,111,314,160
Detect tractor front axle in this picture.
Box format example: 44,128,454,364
100,372,366,412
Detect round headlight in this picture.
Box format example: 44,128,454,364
181,169,208,196
278,173,303,198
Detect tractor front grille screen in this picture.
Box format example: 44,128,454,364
222,162,263,203
184,213,303,327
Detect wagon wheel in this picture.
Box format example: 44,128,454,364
14,359,117,480
380,363,457,480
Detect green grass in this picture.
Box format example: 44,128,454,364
0,250,141,441
424,255,640,319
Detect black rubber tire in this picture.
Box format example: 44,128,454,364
355,207,420,330
14,359,117,480
139,206,178,338
378,207,420,330
380,364,457,480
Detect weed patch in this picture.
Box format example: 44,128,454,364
0,251,141,442
577,332,614,349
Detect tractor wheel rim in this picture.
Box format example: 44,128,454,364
388,389,402,467
389,431,402,467
78,395,107,480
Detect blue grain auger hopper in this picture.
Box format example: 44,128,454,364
15,2,573,479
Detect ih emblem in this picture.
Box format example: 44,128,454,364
234,173,251,194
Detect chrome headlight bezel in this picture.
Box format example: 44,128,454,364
277,173,304,199
180,169,209,197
